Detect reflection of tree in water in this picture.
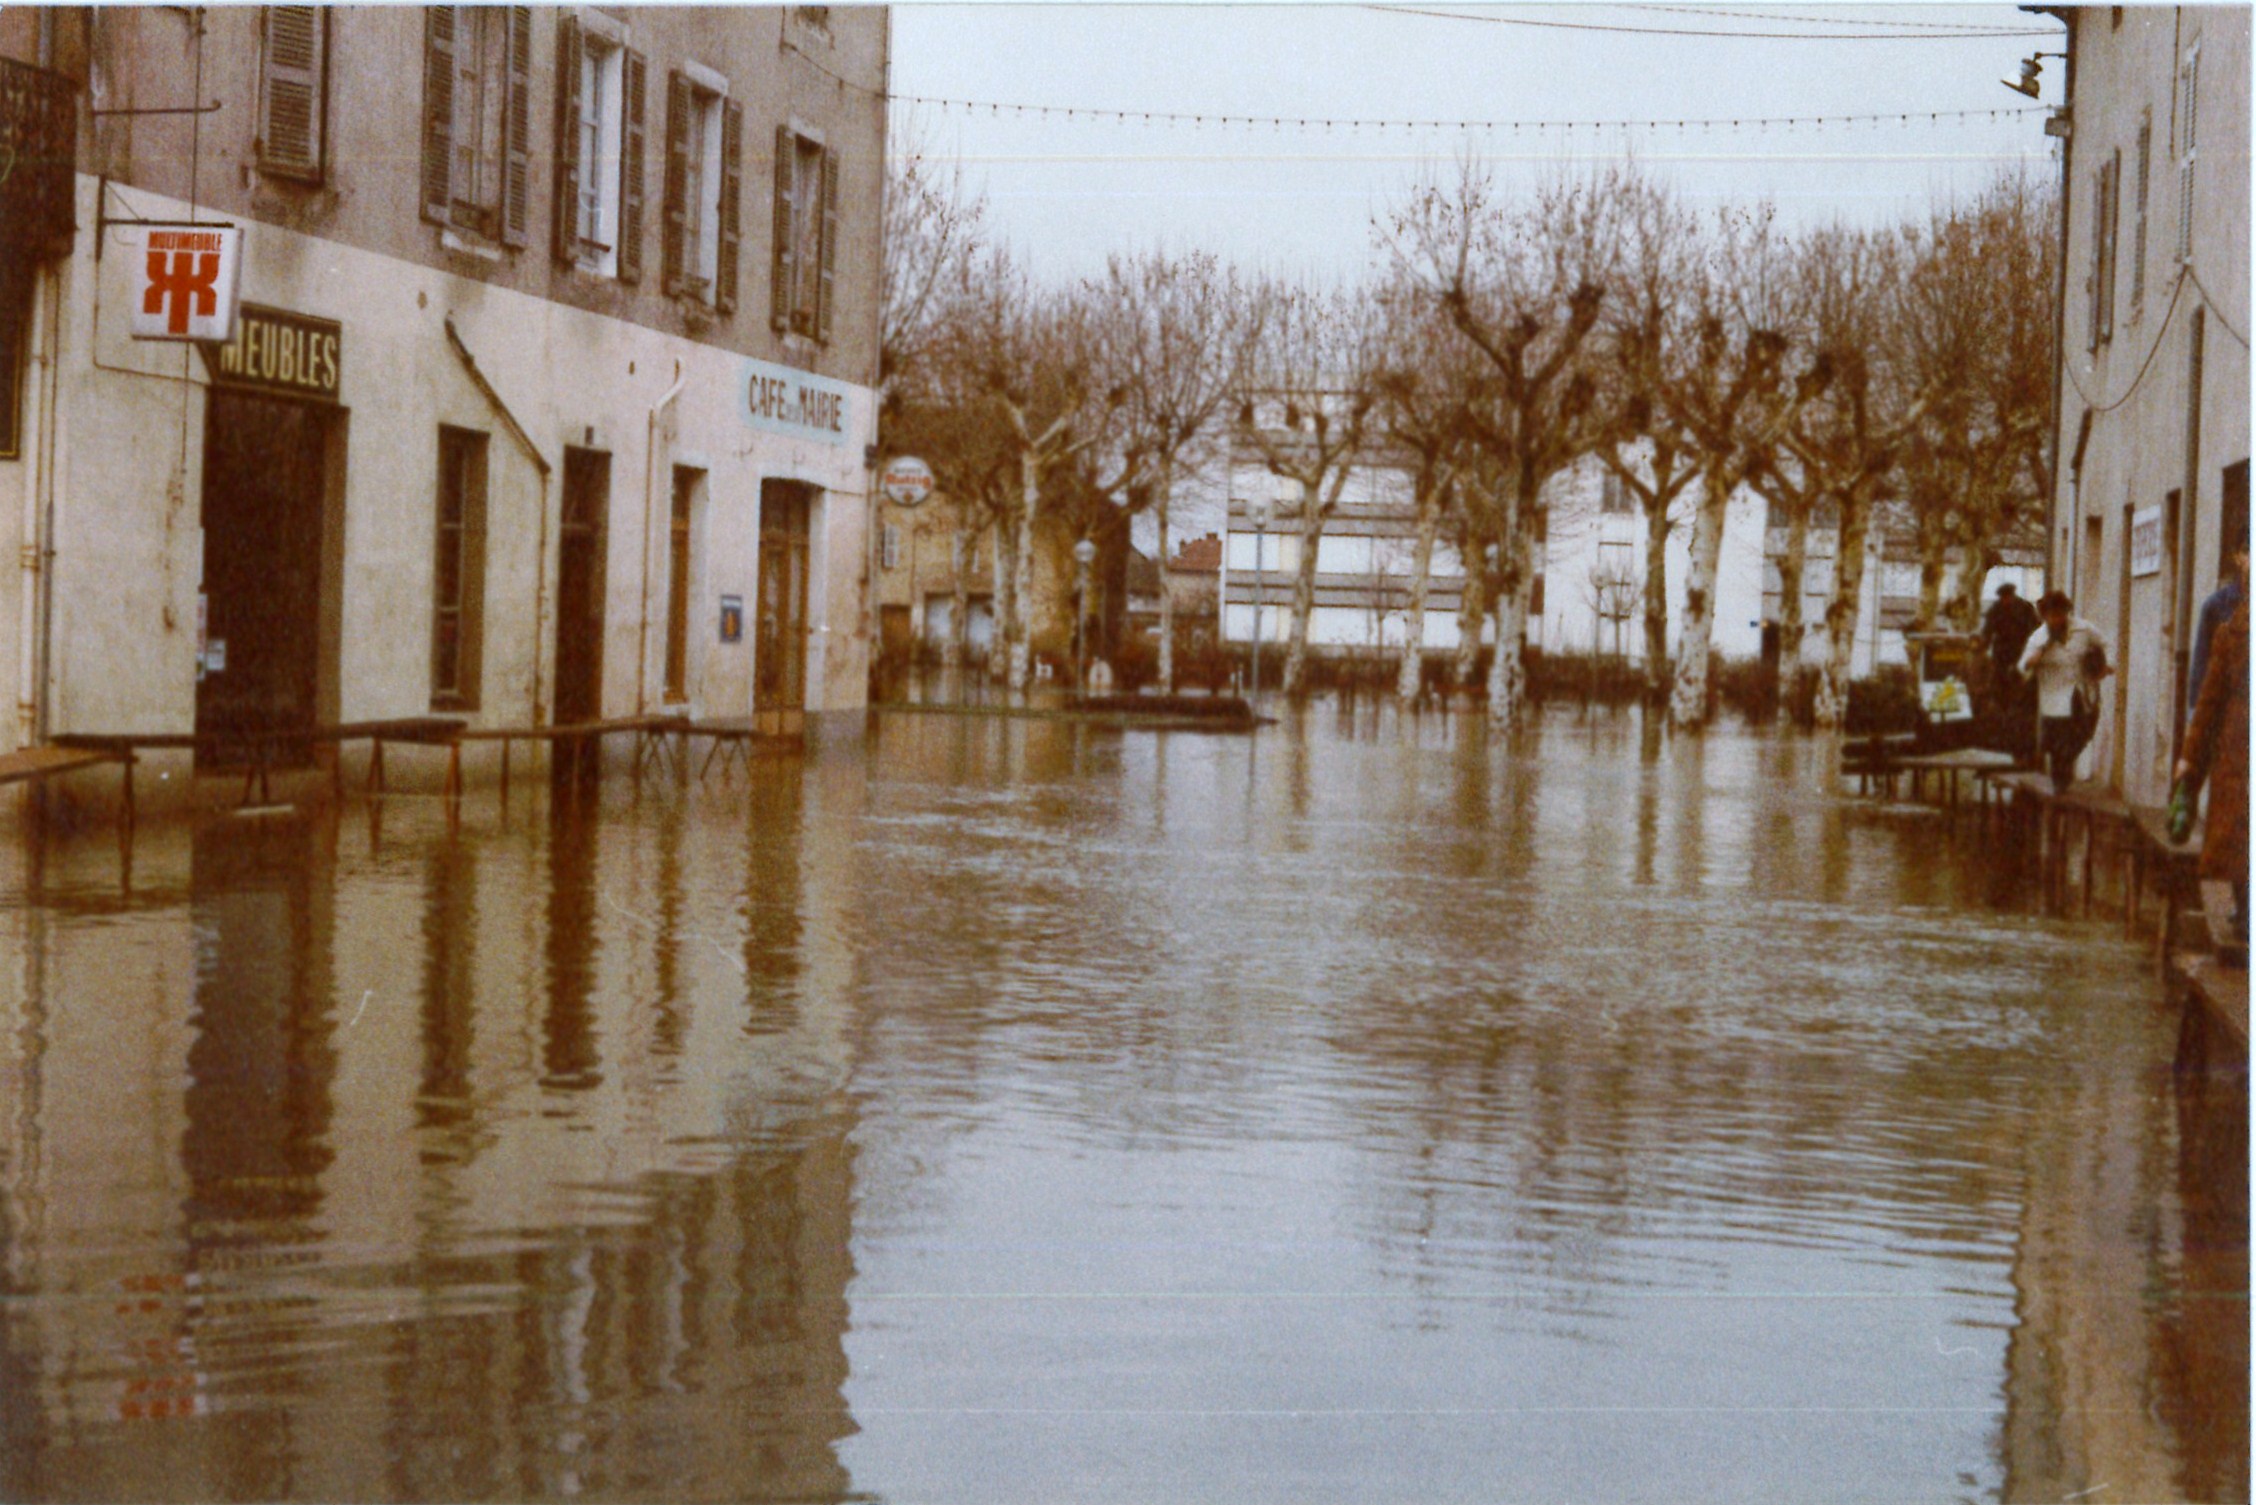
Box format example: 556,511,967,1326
742,773,806,1040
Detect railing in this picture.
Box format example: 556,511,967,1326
1,56,79,261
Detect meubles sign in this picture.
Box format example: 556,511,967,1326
741,358,854,447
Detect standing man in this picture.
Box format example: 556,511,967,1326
1981,583,2041,692
2184,532,2248,740
2018,591,2113,793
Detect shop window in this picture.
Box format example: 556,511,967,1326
257,6,327,181
771,127,837,341
663,69,741,310
432,427,489,708
420,6,532,247
553,15,644,281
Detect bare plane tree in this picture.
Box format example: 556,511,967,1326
1371,275,1477,703
1387,160,1627,729
1232,277,1383,699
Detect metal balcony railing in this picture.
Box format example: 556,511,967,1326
1,56,79,261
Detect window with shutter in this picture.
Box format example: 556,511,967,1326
2130,115,2150,317
661,72,690,295
259,6,325,181
771,124,796,332
717,99,743,314
558,23,625,278
817,147,838,344
501,6,531,247
2097,150,2118,343
420,8,456,222
551,15,583,263
2178,45,2200,264
619,51,646,284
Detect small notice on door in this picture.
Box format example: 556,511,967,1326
720,595,744,644
204,639,226,674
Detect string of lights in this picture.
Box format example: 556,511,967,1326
888,94,2051,135
1362,5,2054,40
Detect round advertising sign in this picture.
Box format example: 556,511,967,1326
880,455,935,508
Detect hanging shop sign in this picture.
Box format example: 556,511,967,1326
128,224,244,341
2130,505,2164,578
880,455,935,507
741,357,854,446
197,304,343,403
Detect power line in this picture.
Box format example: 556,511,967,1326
890,94,2050,136
1614,4,2044,33
1362,5,2055,40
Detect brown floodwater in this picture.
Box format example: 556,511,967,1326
0,705,2243,1503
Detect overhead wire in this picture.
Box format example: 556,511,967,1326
1613,4,2043,32
1360,5,2054,40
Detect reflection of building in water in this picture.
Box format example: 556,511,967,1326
1999,1004,2247,1502
0,762,867,1499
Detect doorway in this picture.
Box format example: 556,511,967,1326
755,480,812,729
555,449,610,726
195,390,335,770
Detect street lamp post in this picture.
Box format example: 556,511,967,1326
1073,536,1097,696
1248,498,1269,701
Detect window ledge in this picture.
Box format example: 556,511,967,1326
440,228,504,262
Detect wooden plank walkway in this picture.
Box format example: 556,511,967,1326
1893,748,2019,811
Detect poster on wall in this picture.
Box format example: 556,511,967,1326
2130,505,2163,578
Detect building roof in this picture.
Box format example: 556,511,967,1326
1171,534,1222,574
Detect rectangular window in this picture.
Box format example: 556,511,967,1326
1600,468,1630,515
0,266,28,460
663,466,699,702
2178,44,2201,263
880,521,902,571
553,18,645,281
2089,153,2119,349
663,70,741,309
421,6,531,245
257,5,326,181
432,427,489,708
771,126,837,341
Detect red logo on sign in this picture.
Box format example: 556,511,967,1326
143,250,221,335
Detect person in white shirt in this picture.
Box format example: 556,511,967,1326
2017,590,2113,792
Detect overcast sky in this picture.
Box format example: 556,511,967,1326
888,3,2066,279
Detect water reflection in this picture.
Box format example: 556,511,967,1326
0,707,2241,1502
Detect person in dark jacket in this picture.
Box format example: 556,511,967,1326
2176,597,2248,937
1982,583,2041,688
2185,537,2247,730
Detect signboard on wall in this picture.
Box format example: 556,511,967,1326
2130,505,2164,577
741,358,854,446
197,304,343,403
720,595,744,643
128,224,244,341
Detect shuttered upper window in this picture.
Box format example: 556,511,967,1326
661,69,742,312
258,6,327,181
552,15,644,281
771,128,838,342
2178,43,2201,264
420,6,533,248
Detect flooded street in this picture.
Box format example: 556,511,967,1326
0,708,2243,1503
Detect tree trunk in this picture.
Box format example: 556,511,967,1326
1813,491,1873,729
945,524,969,671
1669,470,1733,728
1282,508,1322,698
1486,523,1535,729
1155,457,1175,691
992,512,1018,686
1642,495,1671,707
1914,523,1949,632
1455,540,1489,694
1398,496,1441,703
1775,504,1809,726
1007,449,1039,691
1948,535,1989,630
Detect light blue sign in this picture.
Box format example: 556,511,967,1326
741,358,854,447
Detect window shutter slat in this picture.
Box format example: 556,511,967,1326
771,125,795,332
818,147,838,343
551,15,581,263
502,5,532,247
421,7,456,222
620,50,646,284
662,72,690,295
716,99,744,315
261,6,324,178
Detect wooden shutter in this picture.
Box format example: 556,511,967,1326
817,147,839,343
716,99,744,315
661,72,690,295
501,6,532,247
2097,152,2118,342
261,6,325,180
551,15,582,263
619,50,646,284
771,125,795,332
2179,47,2200,262
420,7,455,223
